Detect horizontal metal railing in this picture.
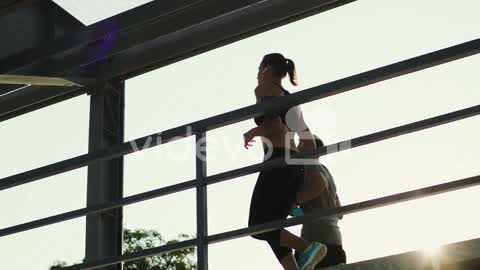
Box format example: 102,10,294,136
0,104,478,238
0,38,478,192
0,38,479,270
59,174,480,270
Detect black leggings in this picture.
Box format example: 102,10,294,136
248,147,304,261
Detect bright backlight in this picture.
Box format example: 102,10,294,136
52,0,155,25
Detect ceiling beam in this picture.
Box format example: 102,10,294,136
0,0,207,74
0,0,357,122
0,0,41,17
97,0,358,81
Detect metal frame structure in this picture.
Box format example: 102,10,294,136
0,37,479,270
1,38,478,191
0,0,356,122
85,82,125,270
1,1,479,270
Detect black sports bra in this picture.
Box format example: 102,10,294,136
253,87,291,126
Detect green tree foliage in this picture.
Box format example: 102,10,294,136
49,261,68,270
49,228,197,270
123,229,196,270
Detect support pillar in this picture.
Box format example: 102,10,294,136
85,82,125,270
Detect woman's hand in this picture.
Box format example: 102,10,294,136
257,66,272,84
243,129,257,149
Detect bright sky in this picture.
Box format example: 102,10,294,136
52,0,154,25
0,0,479,269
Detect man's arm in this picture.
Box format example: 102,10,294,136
336,195,343,220
287,105,316,151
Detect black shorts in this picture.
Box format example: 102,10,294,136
249,147,304,225
248,147,304,261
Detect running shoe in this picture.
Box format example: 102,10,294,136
298,241,327,270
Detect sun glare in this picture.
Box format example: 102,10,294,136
423,245,442,258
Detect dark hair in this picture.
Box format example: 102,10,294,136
261,53,298,86
313,134,324,149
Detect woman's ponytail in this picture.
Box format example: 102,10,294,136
285,58,298,86
261,53,298,85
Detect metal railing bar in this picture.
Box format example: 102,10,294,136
0,179,198,237
207,175,480,244
206,105,480,185
0,105,478,238
196,131,209,270
58,174,480,270
0,39,478,191
61,239,198,270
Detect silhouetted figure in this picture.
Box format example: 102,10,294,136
244,53,327,270
294,135,347,269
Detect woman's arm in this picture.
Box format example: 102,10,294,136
254,83,285,135
244,83,285,148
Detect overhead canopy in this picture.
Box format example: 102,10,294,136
0,0,356,122
51,0,155,26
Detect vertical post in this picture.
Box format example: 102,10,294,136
196,130,208,270
85,82,125,270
